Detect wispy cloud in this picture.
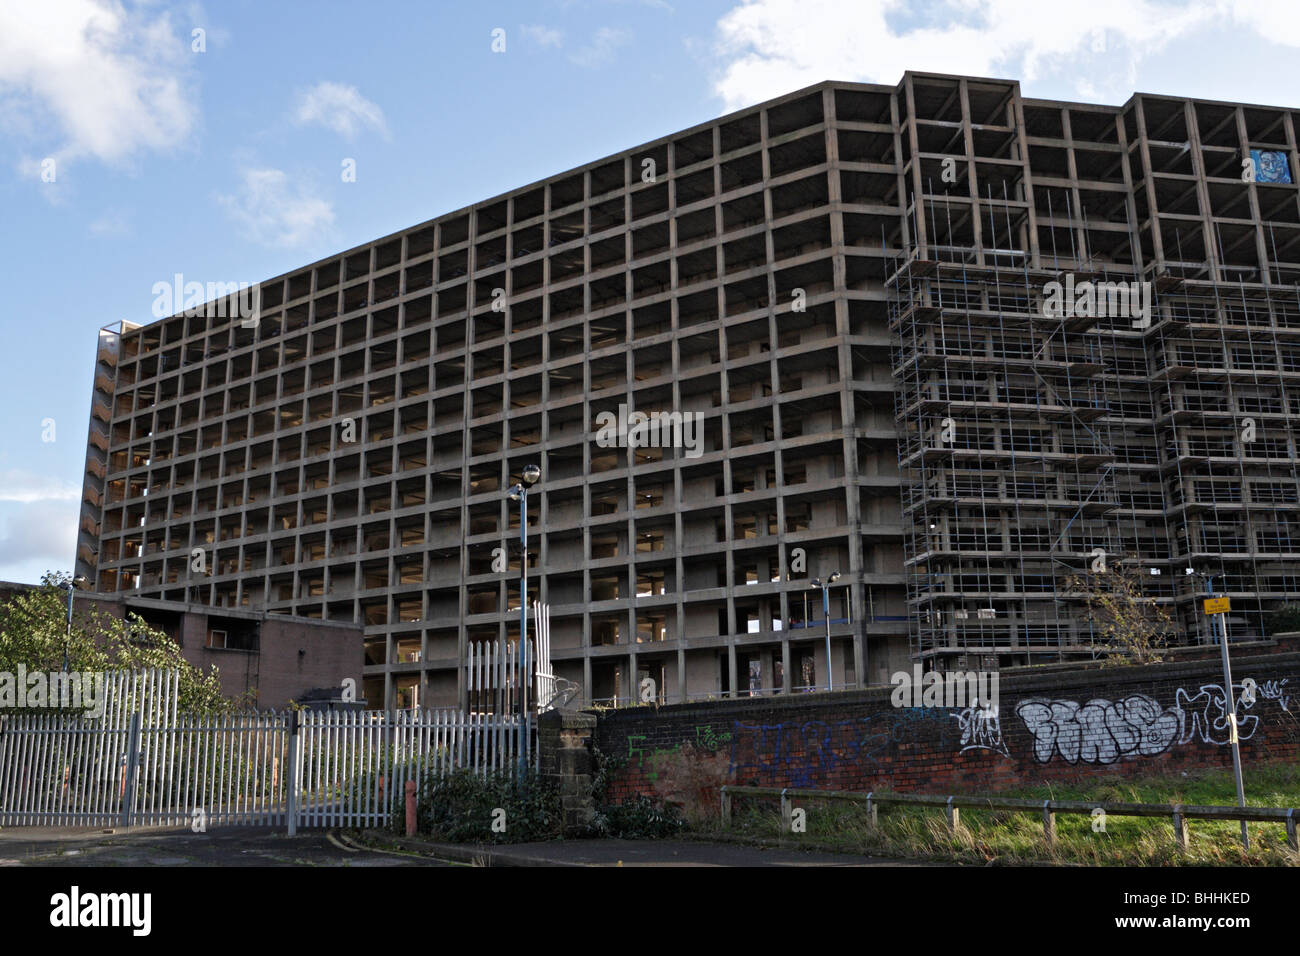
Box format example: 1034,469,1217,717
0,500,77,574
708,0,1296,110
520,23,565,48
0,0,199,170
570,27,631,68
0,469,80,504
0,470,78,577
88,209,132,238
217,167,334,248
292,81,389,140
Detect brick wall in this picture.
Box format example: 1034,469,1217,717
65,591,361,708
593,642,1300,808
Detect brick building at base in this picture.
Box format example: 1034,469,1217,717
0,582,363,709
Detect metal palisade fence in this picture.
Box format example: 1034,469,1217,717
291,708,522,832
465,600,560,718
0,669,522,831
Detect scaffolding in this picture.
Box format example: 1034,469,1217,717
888,74,1300,668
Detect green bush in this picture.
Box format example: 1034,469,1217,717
1265,602,1300,635
401,768,562,844
586,744,686,839
592,793,686,839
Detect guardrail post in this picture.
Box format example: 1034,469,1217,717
1287,809,1297,852
1042,800,1056,847
720,786,731,830
118,711,142,828
1172,805,1187,852
865,791,877,829
286,710,301,837
945,796,959,834
780,788,792,831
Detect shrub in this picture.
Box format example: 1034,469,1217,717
1265,602,1300,635
402,768,562,844
591,793,686,839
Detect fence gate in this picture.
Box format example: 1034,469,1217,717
1,688,522,831
0,669,180,828
291,708,522,831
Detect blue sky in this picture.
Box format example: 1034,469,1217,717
2,0,1298,583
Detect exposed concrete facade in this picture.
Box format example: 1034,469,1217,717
73,72,1300,708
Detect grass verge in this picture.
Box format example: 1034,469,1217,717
707,764,1300,866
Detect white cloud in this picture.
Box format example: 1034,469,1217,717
292,81,389,140
0,499,77,575
570,27,631,68
217,167,335,248
709,0,1296,111
1226,0,1300,47
0,0,198,168
88,210,131,237
0,470,81,504
520,23,565,48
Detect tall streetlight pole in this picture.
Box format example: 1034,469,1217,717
810,571,840,691
62,575,87,672
1189,567,1249,849
507,463,541,779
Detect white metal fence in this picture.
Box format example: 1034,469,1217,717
466,638,522,717
467,600,573,717
533,601,558,712
0,696,522,830
293,708,523,830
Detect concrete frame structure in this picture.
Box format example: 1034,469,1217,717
890,75,1300,669
74,72,1300,708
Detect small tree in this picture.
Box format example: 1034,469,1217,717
0,571,239,714
1068,559,1176,666
1264,602,1300,635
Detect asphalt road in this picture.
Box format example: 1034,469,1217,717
0,825,941,866
0,826,454,867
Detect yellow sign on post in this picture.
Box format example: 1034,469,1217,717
1203,597,1231,615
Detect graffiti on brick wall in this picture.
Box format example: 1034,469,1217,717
726,709,964,787
617,675,1294,785
952,704,1009,757
1257,678,1291,712
693,723,732,752
728,718,887,787
1017,677,1287,765
627,724,732,781
1015,694,1179,765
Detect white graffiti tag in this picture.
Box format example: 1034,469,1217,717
952,705,1009,757
1016,695,1179,765
1258,678,1291,713
1175,683,1259,745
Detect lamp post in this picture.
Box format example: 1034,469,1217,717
507,463,541,778
62,575,87,672
1188,566,1249,848
810,571,840,692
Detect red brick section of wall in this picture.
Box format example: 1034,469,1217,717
66,592,361,709
592,642,1300,807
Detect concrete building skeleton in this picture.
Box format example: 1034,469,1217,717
74,72,1300,708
